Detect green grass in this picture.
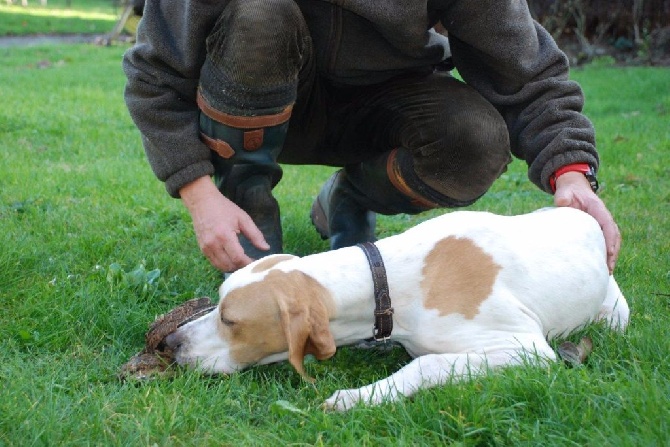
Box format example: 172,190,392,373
0,0,117,36
1,41,669,446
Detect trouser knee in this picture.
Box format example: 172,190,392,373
199,0,309,115
411,97,512,203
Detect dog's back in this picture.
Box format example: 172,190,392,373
374,208,626,349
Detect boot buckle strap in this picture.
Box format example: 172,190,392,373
200,132,235,159
200,129,265,156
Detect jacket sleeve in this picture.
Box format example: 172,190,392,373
122,0,228,198
435,0,598,193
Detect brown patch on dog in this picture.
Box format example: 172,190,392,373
251,254,297,273
219,270,336,381
422,236,501,319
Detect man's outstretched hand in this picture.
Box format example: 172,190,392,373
180,176,270,273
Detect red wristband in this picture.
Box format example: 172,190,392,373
549,163,592,193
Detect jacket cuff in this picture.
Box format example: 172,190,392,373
164,160,215,198
537,152,599,194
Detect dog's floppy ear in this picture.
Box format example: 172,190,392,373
275,273,336,382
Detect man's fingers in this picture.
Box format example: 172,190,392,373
553,181,620,274
220,235,255,271
204,237,254,272
606,229,621,273
587,202,621,274
238,214,271,252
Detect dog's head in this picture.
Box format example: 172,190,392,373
165,255,336,381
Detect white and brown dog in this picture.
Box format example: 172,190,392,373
165,207,629,411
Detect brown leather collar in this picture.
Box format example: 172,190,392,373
357,242,394,341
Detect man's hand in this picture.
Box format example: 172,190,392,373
180,176,270,272
554,171,620,274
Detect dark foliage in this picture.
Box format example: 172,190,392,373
528,0,670,65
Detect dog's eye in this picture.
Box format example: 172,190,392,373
220,315,235,326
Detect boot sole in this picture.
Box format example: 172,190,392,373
310,197,330,240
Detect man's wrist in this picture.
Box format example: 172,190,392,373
179,176,218,207
550,163,599,193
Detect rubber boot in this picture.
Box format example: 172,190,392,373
311,148,479,250
198,91,293,263
310,170,378,249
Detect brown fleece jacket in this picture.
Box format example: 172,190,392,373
123,0,598,198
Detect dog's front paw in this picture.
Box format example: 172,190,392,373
323,382,400,411
323,388,368,411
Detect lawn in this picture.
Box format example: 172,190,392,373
0,0,118,36
1,16,669,447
